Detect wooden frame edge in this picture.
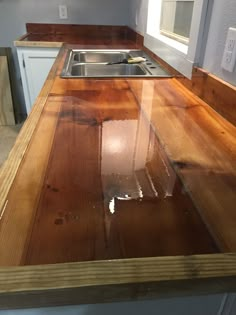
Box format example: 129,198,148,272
14,41,63,48
0,46,64,214
0,253,235,309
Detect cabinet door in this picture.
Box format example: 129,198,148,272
22,49,59,113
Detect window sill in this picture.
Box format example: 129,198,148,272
156,33,188,55
144,32,193,78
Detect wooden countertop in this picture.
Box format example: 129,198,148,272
14,24,140,48
0,38,236,308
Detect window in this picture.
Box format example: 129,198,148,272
145,0,209,78
160,0,195,44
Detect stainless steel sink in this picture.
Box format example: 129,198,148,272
73,51,131,63
71,64,147,76
61,49,172,78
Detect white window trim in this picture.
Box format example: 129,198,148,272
160,30,190,46
145,0,209,78
160,0,194,45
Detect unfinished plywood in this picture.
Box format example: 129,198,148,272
0,56,15,125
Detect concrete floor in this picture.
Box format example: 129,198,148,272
0,124,22,168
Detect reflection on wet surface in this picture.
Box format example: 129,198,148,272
24,85,219,265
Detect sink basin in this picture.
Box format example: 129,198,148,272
61,49,172,78
73,51,131,63
71,64,147,77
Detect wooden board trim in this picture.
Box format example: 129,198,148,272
0,253,236,309
14,40,63,48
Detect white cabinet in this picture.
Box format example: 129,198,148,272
17,47,59,114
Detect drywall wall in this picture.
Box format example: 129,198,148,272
0,0,130,120
0,0,129,47
129,0,148,35
202,0,236,86
129,0,236,86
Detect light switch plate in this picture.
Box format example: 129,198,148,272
59,5,68,19
221,27,236,72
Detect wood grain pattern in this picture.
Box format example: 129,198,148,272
0,74,218,266
14,39,63,48
26,23,129,39
17,25,236,126
142,44,236,126
0,37,236,308
178,68,236,126
15,25,142,49
0,98,61,265
128,78,236,251
0,56,15,125
126,28,236,126
126,27,144,47
23,85,217,265
0,47,65,227
0,253,236,309
15,38,138,49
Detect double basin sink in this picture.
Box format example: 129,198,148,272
61,49,171,78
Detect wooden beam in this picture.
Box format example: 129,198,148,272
0,253,236,309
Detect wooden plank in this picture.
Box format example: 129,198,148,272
0,98,61,266
0,47,23,123
178,68,236,126
14,40,63,48
24,107,105,265
0,56,15,125
26,23,129,39
128,78,236,251
126,27,144,47
0,47,64,227
0,253,236,309
19,79,217,266
15,25,142,49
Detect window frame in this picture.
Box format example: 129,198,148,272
160,0,195,45
145,0,209,78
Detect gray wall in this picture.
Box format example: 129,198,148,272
129,0,148,36
202,0,236,86
0,0,129,47
129,0,236,86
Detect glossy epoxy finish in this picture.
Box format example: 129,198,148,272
23,74,227,265
0,45,235,266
